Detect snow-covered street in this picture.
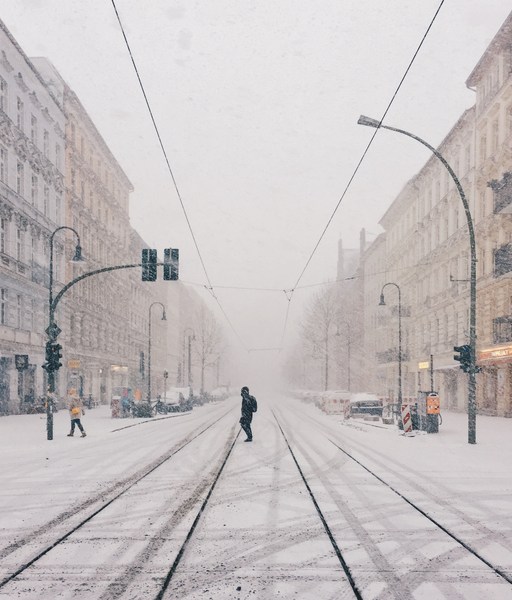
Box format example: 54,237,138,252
1,395,512,599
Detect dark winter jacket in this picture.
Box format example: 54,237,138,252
240,392,257,423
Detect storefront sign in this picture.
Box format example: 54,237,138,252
68,359,81,369
479,345,512,362
418,361,430,370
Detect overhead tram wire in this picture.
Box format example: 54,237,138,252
111,0,445,354
110,0,249,351
279,0,446,346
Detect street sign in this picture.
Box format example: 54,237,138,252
15,354,28,370
45,323,62,340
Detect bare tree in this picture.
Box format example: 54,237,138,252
300,285,339,390
193,305,224,393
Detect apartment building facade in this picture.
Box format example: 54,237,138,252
361,10,512,416
0,21,65,413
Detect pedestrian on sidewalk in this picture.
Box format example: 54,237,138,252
240,386,257,442
67,395,86,437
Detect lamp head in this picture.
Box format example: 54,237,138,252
72,244,84,262
357,115,381,129
378,293,386,306
161,309,167,321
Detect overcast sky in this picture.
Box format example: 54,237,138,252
2,1,511,383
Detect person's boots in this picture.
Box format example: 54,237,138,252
81,431,87,437
67,432,73,437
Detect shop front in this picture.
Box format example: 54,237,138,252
477,345,512,417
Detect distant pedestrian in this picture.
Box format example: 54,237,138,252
240,386,257,442
67,395,86,437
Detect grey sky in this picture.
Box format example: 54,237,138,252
2,1,510,368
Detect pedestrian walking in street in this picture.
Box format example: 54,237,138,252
240,386,257,442
67,395,86,437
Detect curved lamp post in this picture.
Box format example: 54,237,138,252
147,302,166,403
183,327,195,390
46,226,84,440
379,282,402,413
359,115,478,444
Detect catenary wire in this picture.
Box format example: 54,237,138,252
281,1,446,333
110,0,249,351
111,0,445,353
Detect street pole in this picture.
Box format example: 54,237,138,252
147,302,166,403
359,115,478,444
379,282,402,411
46,226,83,441
183,327,195,391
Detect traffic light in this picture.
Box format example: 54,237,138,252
43,342,63,372
454,344,471,372
141,249,157,281
163,248,179,280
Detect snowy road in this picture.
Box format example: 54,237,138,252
1,395,512,599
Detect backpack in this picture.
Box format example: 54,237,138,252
250,397,258,413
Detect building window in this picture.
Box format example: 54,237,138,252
80,181,85,203
16,294,21,329
465,144,471,173
56,194,61,223
480,135,487,161
0,218,6,254
55,143,61,170
0,289,7,325
31,174,38,206
492,120,499,152
43,186,49,216
70,122,76,144
16,228,23,262
71,169,76,192
16,161,24,195
16,97,24,131
0,77,7,112
43,130,49,157
0,145,7,183
30,114,37,145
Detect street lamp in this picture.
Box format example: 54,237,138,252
147,302,166,404
336,323,352,392
378,282,402,415
46,226,85,440
183,327,195,390
359,115,478,445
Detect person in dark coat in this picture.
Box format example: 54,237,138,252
240,386,257,442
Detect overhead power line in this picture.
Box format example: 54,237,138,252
279,0,446,344
110,0,249,351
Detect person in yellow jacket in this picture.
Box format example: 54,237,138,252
67,396,86,437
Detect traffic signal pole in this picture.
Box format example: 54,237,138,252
358,116,478,444
44,251,179,440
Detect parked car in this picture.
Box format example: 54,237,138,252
349,393,383,419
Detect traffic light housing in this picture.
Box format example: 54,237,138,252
141,249,157,281
454,344,471,372
43,342,63,372
163,248,179,280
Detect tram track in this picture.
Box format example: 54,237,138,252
311,409,512,561
0,407,234,591
274,404,512,597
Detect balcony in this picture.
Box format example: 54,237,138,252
493,316,512,345
494,243,512,278
489,171,512,214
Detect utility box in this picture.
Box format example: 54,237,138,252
426,392,440,433
417,391,440,433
